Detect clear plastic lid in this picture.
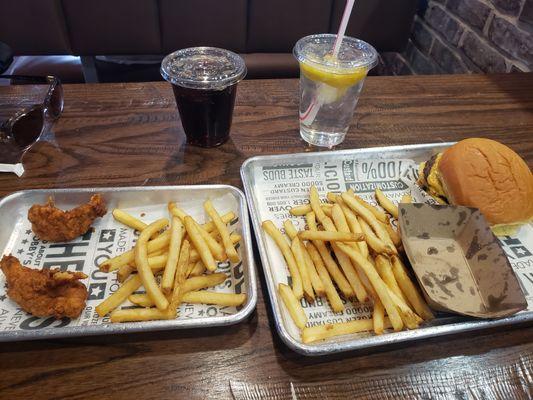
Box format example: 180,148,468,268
293,34,378,72
161,47,247,90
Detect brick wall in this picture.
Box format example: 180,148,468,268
378,0,533,75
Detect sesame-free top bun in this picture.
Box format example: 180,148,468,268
438,138,533,225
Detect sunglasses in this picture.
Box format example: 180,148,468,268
0,75,64,150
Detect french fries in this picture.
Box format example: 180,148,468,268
129,273,228,307
302,319,389,344
184,216,217,271
400,194,413,203
298,230,363,242
204,200,239,263
98,199,244,324
96,275,142,316
391,256,434,320
305,211,353,298
99,230,171,272
161,217,184,294
306,242,343,312
278,283,307,329
262,220,303,299
291,236,314,302
260,184,433,343
112,209,148,231
373,299,385,335
375,188,399,219
341,192,397,254
135,219,170,310
181,291,246,307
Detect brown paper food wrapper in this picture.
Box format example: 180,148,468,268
398,204,527,318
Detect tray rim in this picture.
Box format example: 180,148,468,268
0,184,258,342
240,142,533,356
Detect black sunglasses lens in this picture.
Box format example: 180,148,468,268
11,108,44,147
48,84,63,119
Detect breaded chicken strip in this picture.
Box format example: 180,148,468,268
0,255,88,319
28,194,106,242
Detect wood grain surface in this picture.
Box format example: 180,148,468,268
0,74,532,399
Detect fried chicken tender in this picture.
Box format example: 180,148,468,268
0,255,88,319
27,194,107,242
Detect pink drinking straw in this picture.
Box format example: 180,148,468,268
299,0,357,125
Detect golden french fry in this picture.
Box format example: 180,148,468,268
400,194,413,203
385,285,422,329
302,243,325,297
278,283,307,330
301,318,392,344
182,291,247,307
326,192,338,203
181,273,227,293
391,256,434,320
189,233,240,264
310,185,328,223
168,202,225,260
306,242,344,312
331,203,369,302
99,230,171,272
169,202,236,233
342,192,397,254
375,255,408,304
322,205,332,218
336,243,403,331
167,202,187,220
283,220,298,240
291,237,315,302
175,239,190,285
117,264,134,283
147,254,168,271
112,209,148,231
204,200,239,263
161,217,184,294
337,198,369,259
375,188,399,219
383,221,402,248
358,218,393,255
347,189,389,223
130,273,228,307
298,230,363,242
289,204,312,216
305,212,353,298
96,275,142,316
262,220,303,299
193,218,226,261
110,307,174,323
188,260,206,277
184,216,217,272
331,203,362,254
135,219,170,310
128,293,155,307
202,211,236,233
373,299,385,335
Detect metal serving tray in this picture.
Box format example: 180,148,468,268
0,185,257,341
241,142,533,356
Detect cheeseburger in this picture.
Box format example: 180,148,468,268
418,138,533,227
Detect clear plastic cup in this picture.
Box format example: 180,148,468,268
161,47,246,147
293,34,377,147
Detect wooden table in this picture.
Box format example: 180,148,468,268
0,74,532,399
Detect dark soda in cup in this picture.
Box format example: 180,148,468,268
161,47,246,147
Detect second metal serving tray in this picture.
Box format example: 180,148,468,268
241,142,533,356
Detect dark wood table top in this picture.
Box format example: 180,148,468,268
1,74,532,399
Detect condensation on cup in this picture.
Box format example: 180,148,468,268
293,34,377,148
